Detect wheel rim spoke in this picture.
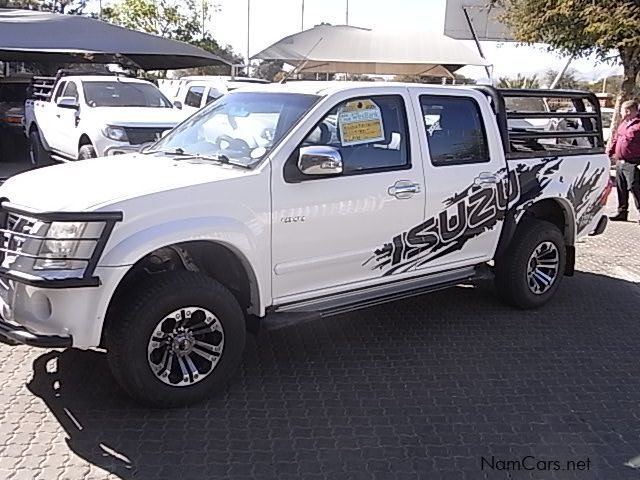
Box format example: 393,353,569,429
146,306,225,387
526,241,560,295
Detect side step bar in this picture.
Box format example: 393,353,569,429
262,264,491,330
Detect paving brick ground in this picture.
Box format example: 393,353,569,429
2,196,640,479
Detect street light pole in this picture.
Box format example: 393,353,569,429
346,0,349,25
246,0,251,77
301,0,305,30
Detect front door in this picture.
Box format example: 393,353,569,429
55,81,81,157
271,91,426,302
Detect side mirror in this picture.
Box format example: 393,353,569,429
56,96,79,110
173,100,183,110
298,146,343,176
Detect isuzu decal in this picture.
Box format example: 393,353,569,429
366,157,603,276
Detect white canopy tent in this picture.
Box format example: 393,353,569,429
252,24,491,78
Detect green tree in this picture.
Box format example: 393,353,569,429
0,0,87,14
591,75,623,95
392,73,476,85
496,0,640,132
102,0,200,42
253,60,284,81
496,73,540,89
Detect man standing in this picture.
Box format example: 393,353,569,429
609,100,640,222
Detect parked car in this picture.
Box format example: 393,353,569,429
159,76,270,117
168,79,228,117
0,77,30,132
0,77,31,163
601,107,614,143
24,72,184,163
0,83,610,407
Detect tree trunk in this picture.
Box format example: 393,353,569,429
609,47,640,147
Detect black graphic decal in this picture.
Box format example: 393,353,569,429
439,202,466,242
468,188,496,228
366,159,564,276
512,157,562,208
567,162,607,234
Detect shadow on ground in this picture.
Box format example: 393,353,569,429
26,271,640,480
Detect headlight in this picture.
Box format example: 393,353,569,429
103,125,129,142
34,222,91,270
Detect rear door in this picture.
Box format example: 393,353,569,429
404,87,510,272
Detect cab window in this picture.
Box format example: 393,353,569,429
62,82,79,102
185,86,205,108
53,81,67,102
420,95,489,166
300,95,410,175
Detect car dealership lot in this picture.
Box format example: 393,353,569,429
0,193,639,480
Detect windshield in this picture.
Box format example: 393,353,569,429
83,81,172,108
148,91,319,167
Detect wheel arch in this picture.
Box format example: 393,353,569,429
78,134,93,150
521,197,576,246
496,197,576,276
100,239,262,346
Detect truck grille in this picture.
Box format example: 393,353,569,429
0,213,38,268
124,127,170,145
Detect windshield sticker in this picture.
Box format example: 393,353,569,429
338,99,385,147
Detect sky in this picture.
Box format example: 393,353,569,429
94,0,623,82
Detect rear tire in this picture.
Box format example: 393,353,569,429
78,144,97,160
29,129,50,166
495,218,566,309
105,272,246,408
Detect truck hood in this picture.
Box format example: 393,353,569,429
0,153,252,212
91,107,184,128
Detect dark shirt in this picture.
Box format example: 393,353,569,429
608,115,640,162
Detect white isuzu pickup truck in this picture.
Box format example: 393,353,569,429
0,82,611,407
24,72,184,162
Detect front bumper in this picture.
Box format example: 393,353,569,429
0,317,71,348
0,201,125,349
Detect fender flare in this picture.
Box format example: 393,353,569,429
99,216,267,314
495,196,577,261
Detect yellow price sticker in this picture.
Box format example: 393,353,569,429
338,99,386,146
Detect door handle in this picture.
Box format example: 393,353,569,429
474,172,498,186
388,180,421,199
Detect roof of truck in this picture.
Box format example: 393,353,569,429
227,81,478,96
61,75,154,84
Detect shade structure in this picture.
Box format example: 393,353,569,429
252,24,490,77
0,9,230,71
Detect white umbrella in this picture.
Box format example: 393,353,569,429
252,24,490,77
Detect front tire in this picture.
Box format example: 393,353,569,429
78,144,97,160
105,272,246,408
495,218,566,309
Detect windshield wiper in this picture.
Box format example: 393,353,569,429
145,148,252,169
209,154,252,170
144,147,187,155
